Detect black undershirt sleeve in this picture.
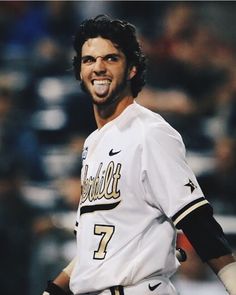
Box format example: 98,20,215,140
176,204,232,262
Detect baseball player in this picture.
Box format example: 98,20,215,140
43,15,236,295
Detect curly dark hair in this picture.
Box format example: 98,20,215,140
73,15,146,98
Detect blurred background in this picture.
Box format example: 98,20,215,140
0,1,236,295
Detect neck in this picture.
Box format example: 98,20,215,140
93,95,134,129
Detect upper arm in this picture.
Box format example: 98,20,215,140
177,204,232,262
142,124,205,218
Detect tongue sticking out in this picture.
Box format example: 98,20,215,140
93,81,110,96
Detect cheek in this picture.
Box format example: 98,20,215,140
80,67,90,82
114,65,128,81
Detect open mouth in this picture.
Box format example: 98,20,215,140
92,79,111,96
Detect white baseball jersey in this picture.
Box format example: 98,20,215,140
70,101,208,294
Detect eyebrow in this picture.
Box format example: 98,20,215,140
81,53,121,61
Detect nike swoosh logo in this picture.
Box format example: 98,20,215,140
148,282,162,291
109,149,121,156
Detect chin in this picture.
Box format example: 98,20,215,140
91,92,114,105
92,97,110,106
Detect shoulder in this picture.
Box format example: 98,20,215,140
136,104,182,142
133,103,184,150
126,102,165,132
83,128,98,145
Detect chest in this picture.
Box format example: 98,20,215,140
80,130,143,207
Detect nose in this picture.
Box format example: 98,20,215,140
93,57,106,74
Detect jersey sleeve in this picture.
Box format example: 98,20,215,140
141,122,209,226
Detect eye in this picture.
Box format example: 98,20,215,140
81,56,95,64
104,54,120,63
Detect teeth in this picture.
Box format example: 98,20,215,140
93,80,111,85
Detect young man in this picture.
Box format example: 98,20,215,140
43,15,236,295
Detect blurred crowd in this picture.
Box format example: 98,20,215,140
0,1,236,295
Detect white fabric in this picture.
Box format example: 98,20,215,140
70,102,205,294
101,277,177,295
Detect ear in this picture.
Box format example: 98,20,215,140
128,66,137,80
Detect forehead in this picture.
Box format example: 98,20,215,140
81,37,124,57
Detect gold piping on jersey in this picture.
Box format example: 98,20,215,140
80,201,121,215
172,197,209,226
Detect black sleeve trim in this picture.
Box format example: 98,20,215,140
172,197,209,227
74,221,78,236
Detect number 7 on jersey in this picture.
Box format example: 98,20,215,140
93,224,115,260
